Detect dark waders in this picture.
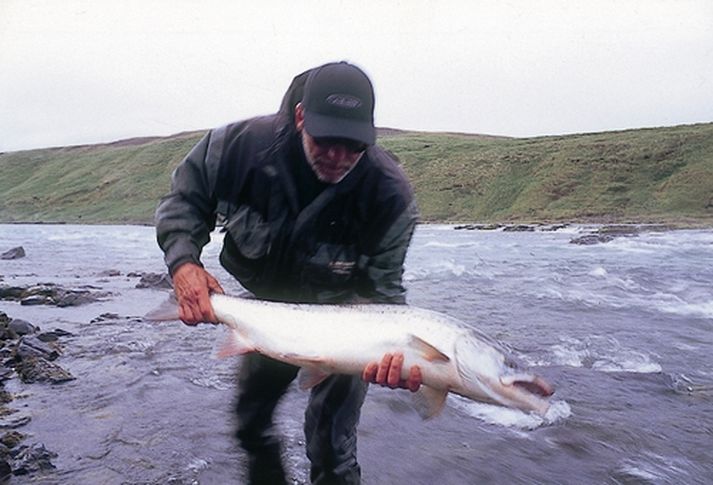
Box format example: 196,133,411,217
235,353,368,484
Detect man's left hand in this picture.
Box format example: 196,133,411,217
362,352,422,392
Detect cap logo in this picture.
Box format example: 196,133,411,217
326,94,362,109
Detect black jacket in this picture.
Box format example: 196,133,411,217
155,70,418,303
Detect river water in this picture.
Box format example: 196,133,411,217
0,223,712,484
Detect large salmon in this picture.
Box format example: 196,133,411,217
147,294,553,417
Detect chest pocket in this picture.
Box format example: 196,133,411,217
301,243,359,290
220,205,271,284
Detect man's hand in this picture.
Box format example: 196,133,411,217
172,262,224,325
362,352,422,392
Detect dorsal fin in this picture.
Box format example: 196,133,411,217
408,334,450,363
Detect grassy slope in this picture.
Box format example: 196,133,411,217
1,123,712,225
380,123,713,223
0,133,203,224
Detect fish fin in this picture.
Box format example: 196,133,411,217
412,386,448,419
144,294,180,321
216,330,253,358
297,366,331,390
408,335,450,363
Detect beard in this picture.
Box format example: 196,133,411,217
301,133,363,184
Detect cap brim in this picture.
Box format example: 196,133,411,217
304,110,376,146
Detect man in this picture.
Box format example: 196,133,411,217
155,61,420,484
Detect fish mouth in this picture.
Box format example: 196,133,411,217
512,376,554,397
500,373,555,397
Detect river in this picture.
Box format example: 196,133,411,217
0,223,711,484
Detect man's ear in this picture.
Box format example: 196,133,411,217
294,102,305,131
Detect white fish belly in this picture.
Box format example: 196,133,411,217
212,295,464,388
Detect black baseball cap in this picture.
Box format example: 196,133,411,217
302,62,376,146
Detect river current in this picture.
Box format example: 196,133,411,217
0,223,711,484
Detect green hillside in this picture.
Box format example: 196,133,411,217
1,123,712,225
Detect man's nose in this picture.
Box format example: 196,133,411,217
325,144,349,161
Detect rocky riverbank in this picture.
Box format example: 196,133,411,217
453,222,677,244
0,249,174,481
0,309,71,479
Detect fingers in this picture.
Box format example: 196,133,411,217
362,362,378,383
206,273,225,295
363,352,422,392
387,353,404,388
375,353,392,385
406,365,422,393
172,262,221,325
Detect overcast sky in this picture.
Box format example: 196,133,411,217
1,0,712,152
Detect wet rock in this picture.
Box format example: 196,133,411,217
21,285,56,299
19,295,54,306
15,336,60,361
48,328,73,338
597,224,644,236
541,223,570,231
0,287,24,300
2,284,109,307
0,247,25,260
0,409,31,429
570,234,615,245
36,333,58,343
503,224,536,232
0,392,13,405
454,224,503,231
0,458,10,481
0,369,14,383
8,320,36,336
13,356,74,384
96,269,121,277
55,290,104,307
136,272,173,289
91,313,120,323
479,224,504,230
10,443,57,475
0,431,24,449
17,285,57,306
36,329,73,343
0,314,15,341
569,224,670,245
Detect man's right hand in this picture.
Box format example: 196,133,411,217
172,262,224,325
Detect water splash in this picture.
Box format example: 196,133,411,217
449,396,571,430
658,300,713,319
529,336,662,373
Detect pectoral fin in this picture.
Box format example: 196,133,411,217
412,385,449,419
297,366,331,390
408,335,450,363
216,330,254,358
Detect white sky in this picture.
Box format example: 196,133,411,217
1,0,712,152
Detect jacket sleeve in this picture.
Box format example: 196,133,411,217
360,199,418,304
155,130,224,275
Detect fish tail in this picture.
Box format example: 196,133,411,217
144,294,181,321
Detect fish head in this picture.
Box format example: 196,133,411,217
454,332,554,416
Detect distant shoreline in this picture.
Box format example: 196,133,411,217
2,218,711,230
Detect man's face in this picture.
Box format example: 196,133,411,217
295,103,367,184
300,131,366,184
